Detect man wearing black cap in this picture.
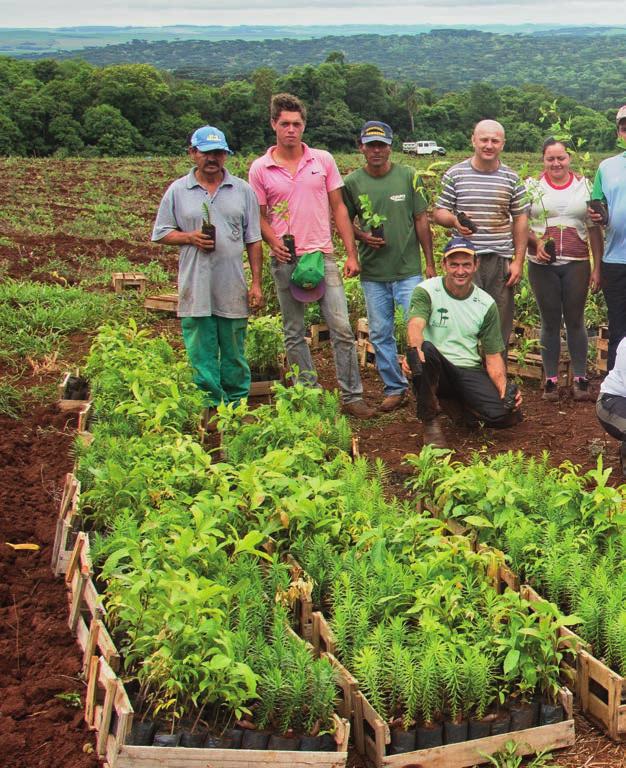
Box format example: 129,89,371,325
405,237,522,447
343,121,435,413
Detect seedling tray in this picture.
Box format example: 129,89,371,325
354,687,574,768
58,371,91,412
144,293,178,313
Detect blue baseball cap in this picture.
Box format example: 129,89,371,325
360,121,393,145
444,236,476,258
190,126,233,154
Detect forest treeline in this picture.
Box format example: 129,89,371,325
44,29,626,112
0,52,618,157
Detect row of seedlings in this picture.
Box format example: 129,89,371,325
407,446,626,740
216,411,576,767
60,321,351,767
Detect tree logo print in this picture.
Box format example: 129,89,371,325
435,307,449,326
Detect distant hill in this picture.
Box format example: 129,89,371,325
21,28,626,111
2,23,625,55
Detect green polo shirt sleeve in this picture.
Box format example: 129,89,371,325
408,285,432,322
477,303,505,355
591,167,606,202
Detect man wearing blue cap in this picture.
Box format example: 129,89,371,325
343,120,434,413
405,237,522,447
152,126,263,426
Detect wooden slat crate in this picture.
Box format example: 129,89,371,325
144,294,178,313
356,317,376,367
64,532,120,675
112,272,147,294
507,351,571,385
51,473,81,576
354,687,574,768
579,649,626,741
596,325,609,373
306,323,331,349
78,401,92,433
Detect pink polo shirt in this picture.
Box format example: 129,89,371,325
248,143,344,255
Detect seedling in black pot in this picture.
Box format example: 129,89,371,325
201,202,216,252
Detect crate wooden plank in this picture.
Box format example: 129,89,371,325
144,294,178,313
312,611,336,656
115,746,348,767
306,323,331,349
353,691,389,767
112,272,147,294
78,402,92,433
84,618,120,675
507,352,571,383
382,718,575,767
577,649,626,740
52,474,81,576
322,652,359,720
249,379,280,397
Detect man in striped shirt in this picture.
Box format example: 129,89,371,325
433,120,529,347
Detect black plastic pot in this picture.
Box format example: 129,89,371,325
221,727,244,749
468,717,491,740
65,375,89,400
509,703,535,731
416,722,443,749
180,730,205,748
544,238,557,263
458,211,478,233
300,733,336,751
540,702,564,725
489,713,511,735
370,224,385,241
203,734,225,749
388,727,416,754
444,719,468,744
267,734,301,751
202,221,216,252
126,719,156,746
587,199,609,225
282,234,297,262
241,730,270,750
153,731,182,747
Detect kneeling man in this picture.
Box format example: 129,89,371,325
406,237,522,447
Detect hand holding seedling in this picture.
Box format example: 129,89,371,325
358,230,386,249
535,239,555,264
188,229,216,251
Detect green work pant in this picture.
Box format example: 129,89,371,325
181,315,250,407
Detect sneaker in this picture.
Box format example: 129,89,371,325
342,399,378,419
423,417,447,448
542,380,559,402
380,391,409,413
572,378,593,402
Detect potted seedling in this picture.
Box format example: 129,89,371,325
244,314,285,385
358,194,387,240
457,211,478,234
201,201,216,252
273,200,296,262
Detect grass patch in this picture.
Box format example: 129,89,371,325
0,381,22,418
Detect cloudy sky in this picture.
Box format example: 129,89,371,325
2,0,626,28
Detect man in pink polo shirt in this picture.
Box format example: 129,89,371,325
249,92,376,418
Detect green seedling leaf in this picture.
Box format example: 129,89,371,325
503,649,520,675
463,515,494,528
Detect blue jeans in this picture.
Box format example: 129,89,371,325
361,275,423,396
271,256,363,403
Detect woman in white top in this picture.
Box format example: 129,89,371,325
526,138,602,401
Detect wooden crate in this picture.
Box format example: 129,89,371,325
58,371,90,412
509,322,540,345
306,323,331,349
579,649,626,741
51,473,82,576
354,688,574,768
356,318,376,367
64,532,120,675
112,272,147,294
144,293,178,313
507,351,571,385
596,325,609,373
78,401,93,433
249,379,281,396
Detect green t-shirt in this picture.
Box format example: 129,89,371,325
343,164,428,282
409,277,504,369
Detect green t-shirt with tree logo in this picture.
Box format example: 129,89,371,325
409,277,504,369
343,164,428,282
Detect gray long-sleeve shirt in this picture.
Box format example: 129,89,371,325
152,168,261,317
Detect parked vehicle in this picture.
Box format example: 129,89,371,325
402,140,446,156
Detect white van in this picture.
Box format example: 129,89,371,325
402,140,446,156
